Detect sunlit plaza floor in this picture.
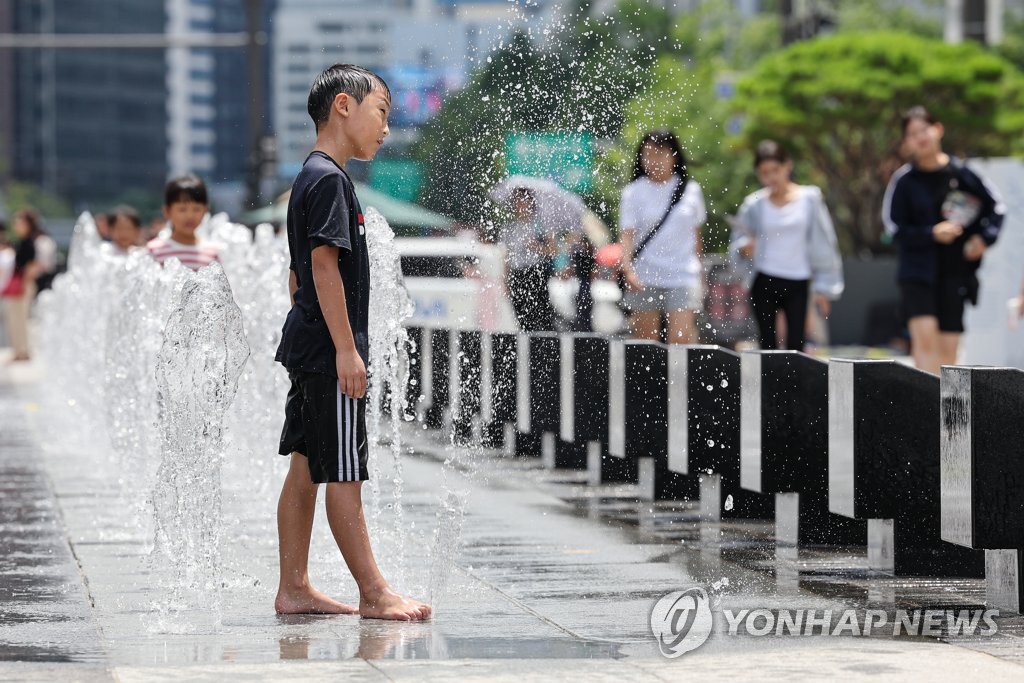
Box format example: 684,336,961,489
2,358,1023,682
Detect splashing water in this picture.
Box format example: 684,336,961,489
363,207,416,586
428,490,468,605
36,208,426,629
151,263,249,620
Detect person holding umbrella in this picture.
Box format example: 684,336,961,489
490,176,588,332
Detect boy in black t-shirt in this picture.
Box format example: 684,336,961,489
273,64,431,621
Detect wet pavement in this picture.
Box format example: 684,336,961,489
3,361,1024,681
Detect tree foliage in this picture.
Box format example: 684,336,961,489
732,31,1024,253
594,2,781,250
416,0,1023,258
2,181,73,221
412,4,674,224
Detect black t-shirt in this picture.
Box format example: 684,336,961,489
917,163,983,278
14,238,36,273
917,164,963,275
275,151,370,377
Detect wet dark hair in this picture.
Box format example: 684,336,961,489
13,208,44,238
164,174,208,207
901,105,938,137
632,129,689,188
753,139,790,169
308,63,391,132
111,204,142,229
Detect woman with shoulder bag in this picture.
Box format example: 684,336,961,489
730,140,843,352
618,130,705,344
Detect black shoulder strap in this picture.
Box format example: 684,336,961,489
632,177,687,259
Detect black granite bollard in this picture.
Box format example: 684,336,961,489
740,351,862,544
941,366,1024,611
480,331,518,449
450,330,482,444
668,346,772,520
609,340,694,499
516,333,575,463
829,359,982,576
421,328,451,430
559,333,631,483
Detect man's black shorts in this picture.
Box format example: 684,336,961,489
279,371,368,483
900,280,969,333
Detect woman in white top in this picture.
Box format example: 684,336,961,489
619,130,705,344
730,140,843,351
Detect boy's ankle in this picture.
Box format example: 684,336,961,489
358,579,391,601
279,575,312,592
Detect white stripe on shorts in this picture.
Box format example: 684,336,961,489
349,396,357,477
335,384,359,481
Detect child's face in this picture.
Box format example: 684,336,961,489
164,200,207,238
111,216,141,250
342,86,391,161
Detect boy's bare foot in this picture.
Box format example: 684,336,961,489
359,586,432,621
275,586,358,615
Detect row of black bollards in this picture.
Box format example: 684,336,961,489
405,326,1024,613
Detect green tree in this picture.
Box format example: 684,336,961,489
2,181,74,221
732,31,1024,253
834,0,942,37
594,1,782,250
412,3,674,224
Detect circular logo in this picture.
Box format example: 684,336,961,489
650,588,714,658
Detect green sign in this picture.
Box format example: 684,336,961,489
505,132,594,193
369,159,423,203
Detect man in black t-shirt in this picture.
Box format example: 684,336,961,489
273,64,431,622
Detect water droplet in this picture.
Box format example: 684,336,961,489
720,379,729,388
724,495,734,510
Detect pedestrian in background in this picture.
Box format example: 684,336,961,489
730,140,844,352
882,106,1005,374
33,223,58,292
109,205,144,256
619,130,705,344
2,209,45,361
0,224,12,289
500,187,557,332
94,212,113,241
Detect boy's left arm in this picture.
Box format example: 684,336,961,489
288,270,298,306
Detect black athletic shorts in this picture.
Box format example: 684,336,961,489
278,370,369,483
900,280,969,333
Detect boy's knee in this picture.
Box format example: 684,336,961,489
325,480,364,495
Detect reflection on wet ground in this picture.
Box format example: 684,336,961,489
523,462,1024,663
3,381,1024,676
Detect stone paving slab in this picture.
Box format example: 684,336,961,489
0,384,106,667
3,360,1024,680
